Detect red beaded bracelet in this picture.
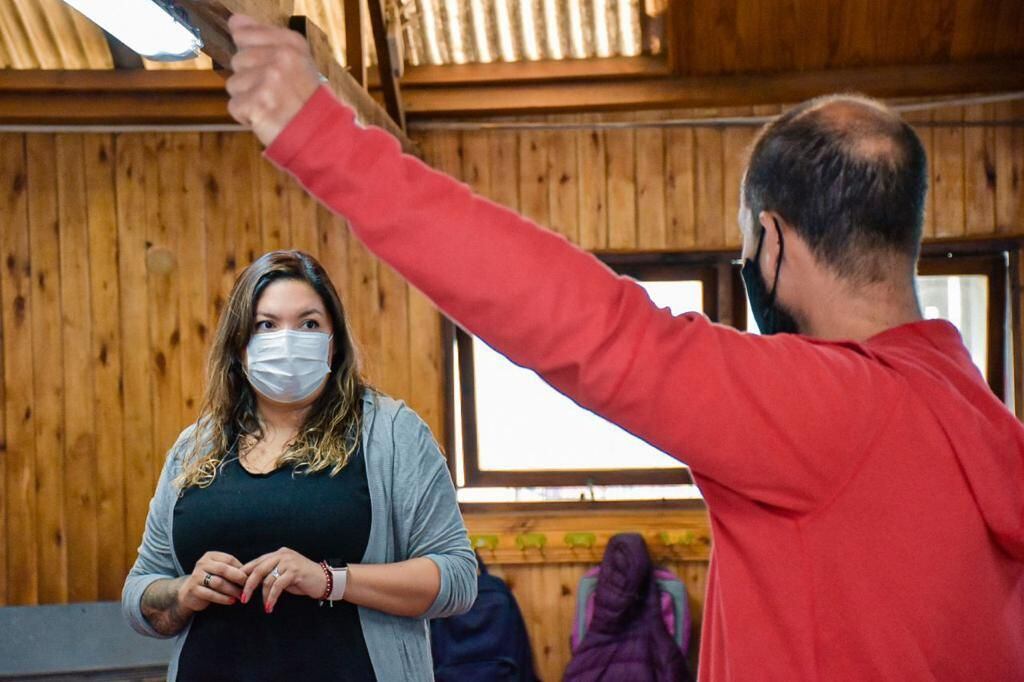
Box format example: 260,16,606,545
318,560,333,602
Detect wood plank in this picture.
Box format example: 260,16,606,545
665,126,696,249
346,232,382,385
693,127,725,249
258,157,292,252
577,119,609,250
635,114,667,250
0,2,39,69
828,0,875,69
0,133,38,605
65,1,114,69
55,134,98,602
236,138,264,268
82,133,125,600
0,142,5,604
375,260,411,401
114,134,155,576
903,110,936,239
10,0,61,69
463,508,713,565
200,133,230,332
519,129,551,228
994,101,1023,235
36,0,89,69
485,128,520,212
174,135,208,427
548,116,581,244
315,206,351,309
25,134,68,604
605,125,637,250
962,104,997,237
4,60,1024,123
460,129,491,196
0,172,4,603
722,107,756,250
286,176,321,257
932,106,966,238
147,134,184,488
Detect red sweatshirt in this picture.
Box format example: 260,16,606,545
267,87,1024,681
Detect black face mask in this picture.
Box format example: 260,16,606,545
741,221,800,335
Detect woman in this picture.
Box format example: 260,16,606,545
122,250,476,681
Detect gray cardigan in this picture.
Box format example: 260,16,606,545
121,391,477,681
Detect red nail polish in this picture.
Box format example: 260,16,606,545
241,593,248,604
264,603,271,614
229,598,236,605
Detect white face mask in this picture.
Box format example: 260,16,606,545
245,329,333,404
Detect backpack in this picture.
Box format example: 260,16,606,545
570,562,691,655
430,553,540,682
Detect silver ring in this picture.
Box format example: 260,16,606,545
270,567,281,578
203,573,213,588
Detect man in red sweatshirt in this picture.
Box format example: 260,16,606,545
224,15,1024,681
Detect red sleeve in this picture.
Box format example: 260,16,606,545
266,87,905,512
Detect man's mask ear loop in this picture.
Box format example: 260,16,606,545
766,218,785,306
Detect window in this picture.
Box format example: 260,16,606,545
741,249,1012,401
450,246,1018,505
449,259,720,504
917,252,1009,400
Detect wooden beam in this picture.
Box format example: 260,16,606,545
292,16,415,152
367,56,671,88
154,0,415,151
343,0,365,86
365,0,404,129
0,59,1021,124
395,58,1024,117
176,0,235,69
102,31,144,70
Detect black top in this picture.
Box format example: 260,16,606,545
172,446,376,682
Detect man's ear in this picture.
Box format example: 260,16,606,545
757,210,786,272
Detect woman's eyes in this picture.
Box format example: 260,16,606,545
254,319,319,331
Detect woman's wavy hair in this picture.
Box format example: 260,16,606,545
176,250,366,489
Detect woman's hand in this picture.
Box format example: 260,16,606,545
177,551,249,613
241,547,328,613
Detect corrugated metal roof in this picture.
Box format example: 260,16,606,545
0,0,661,71
399,0,657,66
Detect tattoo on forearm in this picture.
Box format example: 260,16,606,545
141,578,191,636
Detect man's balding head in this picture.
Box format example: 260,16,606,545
742,94,928,283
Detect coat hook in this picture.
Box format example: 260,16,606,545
515,532,547,552
469,533,499,553
564,532,596,550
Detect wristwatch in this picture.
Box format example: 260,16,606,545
326,558,349,602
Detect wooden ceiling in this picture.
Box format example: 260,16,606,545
0,0,1021,121
669,0,1024,76
0,0,1020,74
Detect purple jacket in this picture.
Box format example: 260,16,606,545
563,534,689,682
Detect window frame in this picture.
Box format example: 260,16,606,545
728,241,1017,401
446,241,1021,500
916,246,1010,401
448,255,721,490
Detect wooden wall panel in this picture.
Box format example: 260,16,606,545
1,133,36,605
466,508,711,681
26,134,66,603
57,134,98,603
83,133,124,601
0,99,1020,681
0,129,452,603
